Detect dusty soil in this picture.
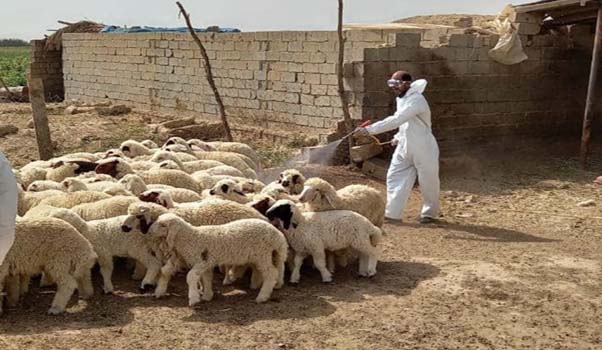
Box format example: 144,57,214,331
1,102,602,349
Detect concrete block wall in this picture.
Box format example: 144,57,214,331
360,31,593,152
62,30,401,141
29,40,64,101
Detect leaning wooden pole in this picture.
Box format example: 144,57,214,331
580,7,602,169
28,78,54,160
336,0,355,163
176,1,233,142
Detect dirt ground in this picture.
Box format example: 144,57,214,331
1,102,601,349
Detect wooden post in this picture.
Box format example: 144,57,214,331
580,7,602,168
176,1,233,142
28,78,54,160
336,0,355,163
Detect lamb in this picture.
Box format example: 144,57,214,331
44,209,162,294
118,174,198,203
299,177,385,227
78,173,117,183
55,152,100,162
120,140,154,158
151,151,228,173
150,150,201,164
276,169,306,195
27,180,63,192
96,158,202,193
61,177,131,196
141,140,159,149
17,187,65,216
260,183,299,202
37,190,112,209
208,179,251,204
192,151,257,178
188,139,260,168
192,172,264,194
138,189,202,208
163,136,189,149
148,214,287,304
46,160,99,182
266,200,382,283
71,196,140,221
0,217,97,315
17,166,48,189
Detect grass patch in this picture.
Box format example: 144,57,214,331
0,46,29,86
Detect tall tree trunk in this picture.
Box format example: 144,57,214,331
176,1,233,142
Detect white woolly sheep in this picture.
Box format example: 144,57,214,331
208,179,251,204
120,140,154,158
61,177,131,196
17,188,65,216
45,210,162,294
46,160,99,182
71,196,140,221
299,177,385,227
207,141,261,168
148,214,287,304
96,158,202,193
276,169,306,195
0,217,97,315
187,139,216,151
266,200,382,283
152,151,227,173
192,151,257,178
27,180,63,192
140,139,159,149
163,136,189,149
77,173,117,183
18,166,48,189
37,190,112,209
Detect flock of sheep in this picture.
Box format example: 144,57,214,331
2,137,386,315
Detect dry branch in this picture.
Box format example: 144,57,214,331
176,1,233,142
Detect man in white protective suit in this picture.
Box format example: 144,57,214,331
0,151,18,265
355,71,440,224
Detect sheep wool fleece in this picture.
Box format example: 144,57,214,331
365,79,440,220
0,152,18,265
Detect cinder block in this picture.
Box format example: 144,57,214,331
449,34,476,47
394,33,421,48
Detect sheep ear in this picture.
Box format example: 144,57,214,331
121,145,130,152
323,191,337,208
251,197,271,216
221,184,229,193
292,174,300,184
139,216,152,234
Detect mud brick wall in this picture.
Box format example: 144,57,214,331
29,40,64,101
62,30,407,141
359,30,595,152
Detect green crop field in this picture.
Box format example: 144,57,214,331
0,46,29,87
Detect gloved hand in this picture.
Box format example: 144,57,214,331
354,128,370,137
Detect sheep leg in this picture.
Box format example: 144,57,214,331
358,253,368,276
250,266,262,290
6,274,21,308
77,269,94,300
290,254,305,284
48,275,78,315
98,256,115,294
131,261,147,281
155,257,179,298
40,272,55,287
200,269,214,302
311,250,333,283
255,265,277,303
275,258,285,290
186,266,202,307
134,251,162,292
19,274,30,296
357,245,379,277
326,251,336,274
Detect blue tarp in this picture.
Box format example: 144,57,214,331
100,25,240,33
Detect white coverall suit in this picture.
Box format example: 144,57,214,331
0,152,17,265
365,79,440,220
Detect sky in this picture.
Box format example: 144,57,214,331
2,0,532,40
